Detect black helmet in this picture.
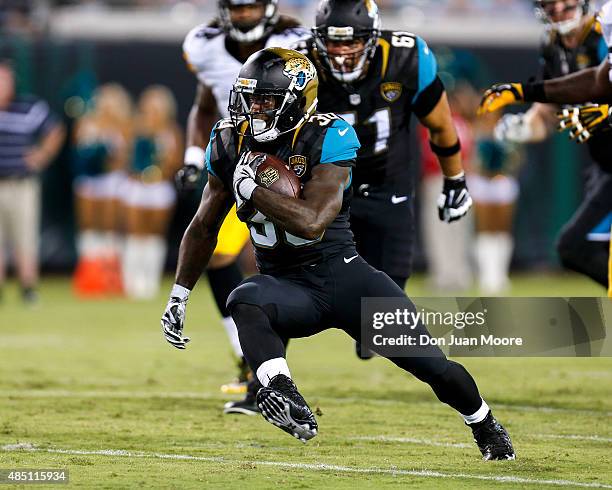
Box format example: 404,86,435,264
229,48,318,142
218,0,279,43
313,0,381,83
533,0,590,35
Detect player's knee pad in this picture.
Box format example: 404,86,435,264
226,275,277,316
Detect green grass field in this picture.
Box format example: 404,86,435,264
1,274,611,489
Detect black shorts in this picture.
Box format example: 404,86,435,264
227,251,448,375
350,187,415,281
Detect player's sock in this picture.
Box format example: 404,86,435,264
256,357,291,387
222,316,243,358
461,398,490,424
230,303,286,377
207,262,243,317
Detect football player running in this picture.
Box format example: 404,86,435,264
161,47,515,461
178,0,308,411
479,0,612,290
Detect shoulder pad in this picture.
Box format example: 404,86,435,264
380,29,417,49
274,15,302,32
215,118,234,131
183,24,223,71
292,36,314,55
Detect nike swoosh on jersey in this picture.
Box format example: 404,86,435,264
344,254,358,264
338,128,349,136
391,195,409,204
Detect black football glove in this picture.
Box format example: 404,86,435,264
437,173,473,223
175,164,202,192
161,296,190,350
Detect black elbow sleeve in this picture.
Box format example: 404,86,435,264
412,76,445,119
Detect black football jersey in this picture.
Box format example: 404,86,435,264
538,16,607,80
205,115,360,274
538,16,611,169
299,30,443,191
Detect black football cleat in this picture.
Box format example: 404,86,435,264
223,378,261,416
470,411,516,461
256,374,318,443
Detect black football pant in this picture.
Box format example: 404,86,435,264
350,188,415,290
556,168,612,288
227,252,482,416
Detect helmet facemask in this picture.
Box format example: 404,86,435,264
219,0,279,43
313,24,380,83
534,0,589,35
229,80,317,143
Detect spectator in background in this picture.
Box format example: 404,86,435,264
72,83,132,297
0,60,65,303
470,111,521,294
121,85,182,299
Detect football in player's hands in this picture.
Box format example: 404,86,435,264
253,153,302,199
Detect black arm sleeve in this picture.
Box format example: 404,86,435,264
412,76,445,119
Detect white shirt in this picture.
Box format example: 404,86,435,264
183,24,310,118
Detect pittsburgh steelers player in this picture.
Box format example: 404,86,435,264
479,0,612,290
178,0,308,411
161,47,515,460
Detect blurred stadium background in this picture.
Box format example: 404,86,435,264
2,0,609,278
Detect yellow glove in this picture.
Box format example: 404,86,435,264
557,104,611,143
478,83,524,115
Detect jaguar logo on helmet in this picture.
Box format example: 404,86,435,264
283,58,317,91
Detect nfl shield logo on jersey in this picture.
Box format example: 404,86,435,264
289,155,307,177
380,82,403,103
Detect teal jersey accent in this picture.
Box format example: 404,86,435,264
320,119,360,164
412,36,438,105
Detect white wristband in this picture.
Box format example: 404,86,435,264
184,146,206,169
445,171,465,181
171,283,191,301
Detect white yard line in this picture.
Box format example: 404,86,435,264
1,390,611,417
350,435,472,448
1,444,611,488
535,434,612,443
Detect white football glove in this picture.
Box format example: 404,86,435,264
494,113,533,143
161,296,190,350
232,151,265,207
